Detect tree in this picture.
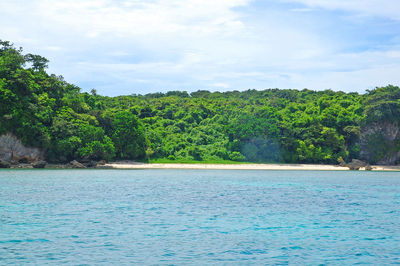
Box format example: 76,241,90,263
49,107,114,161
364,85,400,123
111,111,146,159
24,53,49,71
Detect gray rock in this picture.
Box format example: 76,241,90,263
0,159,11,168
70,160,87,168
360,121,400,165
16,163,33,168
18,156,31,164
32,160,47,168
338,157,347,167
339,159,368,170
347,159,367,170
347,165,360,171
96,165,113,169
0,134,42,162
365,164,373,171
82,160,97,168
351,159,367,166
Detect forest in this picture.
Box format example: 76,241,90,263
1,40,400,165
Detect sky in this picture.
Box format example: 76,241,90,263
1,0,400,96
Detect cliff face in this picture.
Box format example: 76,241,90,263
360,121,400,165
0,134,42,162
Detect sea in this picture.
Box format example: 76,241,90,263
1,169,399,264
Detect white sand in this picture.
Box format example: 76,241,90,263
104,162,400,171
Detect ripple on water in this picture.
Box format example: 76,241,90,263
0,169,399,264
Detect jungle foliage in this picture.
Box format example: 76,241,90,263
1,40,399,163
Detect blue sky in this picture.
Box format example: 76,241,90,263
1,0,400,95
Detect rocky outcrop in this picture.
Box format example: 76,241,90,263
97,160,106,165
69,160,87,168
338,157,347,167
346,159,368,170
0,159,11,168
17,156,31,163
0,134,42,163
360,121,400,165
78,159,97,168
365,164,373,171
338,158,371,170
32,160,47,168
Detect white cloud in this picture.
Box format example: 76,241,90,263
210,83,230,89
290,8,314,12
282,0,400,20
0,0,399,95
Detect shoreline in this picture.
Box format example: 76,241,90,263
2,162,399,171
104,162,400,171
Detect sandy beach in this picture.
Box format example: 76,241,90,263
104,162,400,171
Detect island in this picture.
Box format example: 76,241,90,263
1,40,400,169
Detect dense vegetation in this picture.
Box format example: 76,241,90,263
1,40,400,164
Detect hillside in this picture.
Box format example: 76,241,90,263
1,40,400,165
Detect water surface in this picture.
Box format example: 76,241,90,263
1,169,399,264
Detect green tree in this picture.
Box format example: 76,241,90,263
111,111,146,159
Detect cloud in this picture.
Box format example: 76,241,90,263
281,0,400,20
0,0,399,95
290,8,314,12
210,83,230,89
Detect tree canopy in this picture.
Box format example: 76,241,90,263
1,40,400,164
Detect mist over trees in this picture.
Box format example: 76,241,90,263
1,40,400,164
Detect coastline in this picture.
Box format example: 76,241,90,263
3,161,399,171
104,162,400,171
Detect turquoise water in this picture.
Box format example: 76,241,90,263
0,170,399,264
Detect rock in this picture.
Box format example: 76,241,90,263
0,159,11,168
339,159,368,171
78,159,97,167
16,163,32,168
0,151,12,162
352,159,367,166
32,160,47,168
347,159,368,170
97,160,106,166
338,157,347,167
360,121,400,165
96,165,113,169
351,159,366,166
0,134,42,162
46,163,66,169
70,160,87,168
365,164,373,171
18,156,30,164
347,165,360,171
82,160,97,168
